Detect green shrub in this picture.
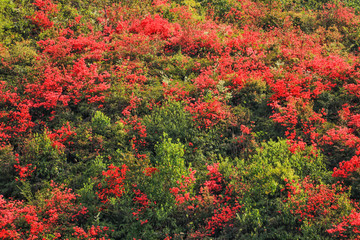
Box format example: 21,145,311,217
91,111,111,135
0,0,34,45
22,132,67,184
230,139,331,238
242,139,330,197
0,145,19,198
143,100,197,154
152,133,189,187
94,135,193,239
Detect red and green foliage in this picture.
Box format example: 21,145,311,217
0,182,110,240
3,0,360,238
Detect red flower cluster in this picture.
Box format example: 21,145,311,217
14,153,35,181
185,98,231,129
47,122,77,151
327,210,360,239
189,164,243,237
0,182,89,239
170,164,245,237
282,177,347,223
170,168,196,205
132,188,152,224
143,167,159,177
30,0,58,29
72,225,110,240
97,164,128,204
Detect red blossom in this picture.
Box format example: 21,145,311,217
97,164,128,204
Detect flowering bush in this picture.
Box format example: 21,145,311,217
0,182,107,240
2,0,360,238
281,177,355,238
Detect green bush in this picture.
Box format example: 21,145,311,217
143,100,197,155
91,111,111,135
152,133,189,188
23,132,67,183
242,139,330,197
94,135,193,239
0,0,34,45
0,145,19,198
230,139,331,238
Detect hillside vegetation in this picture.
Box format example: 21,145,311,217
2,0,360,239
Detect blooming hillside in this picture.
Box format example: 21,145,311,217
2,0,360,239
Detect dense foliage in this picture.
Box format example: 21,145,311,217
3,0,360,239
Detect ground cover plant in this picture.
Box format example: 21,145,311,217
3,0,360,239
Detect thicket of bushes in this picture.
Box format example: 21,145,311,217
2,0,360,239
